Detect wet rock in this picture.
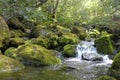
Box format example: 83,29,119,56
0,55,25,72
82,53,103,61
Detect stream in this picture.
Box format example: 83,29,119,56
0,40,113,80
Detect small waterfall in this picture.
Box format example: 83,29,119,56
66,40,113,65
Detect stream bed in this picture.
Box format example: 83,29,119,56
0,40,113,80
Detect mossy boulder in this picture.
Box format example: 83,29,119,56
111,52,120,70
0,55,24,72
58,33,79,46
62,44,77,57
45,32,58,49
7,17,25,32
89,29,100,38
97,75,116,80
10,37,24,47
0,16,10,48
95,35,114,55
4,47,16,57
10,29,25,38
10,44,61,66
71,26,87,40
30,36,50,48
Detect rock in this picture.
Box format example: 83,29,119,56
58,33,79,46
71,26,87,40
10,44,61,66
108,52,120,79
89,29,100,38
62,44,77,57
4,47,16,57
97,75,116,80
7,17,25,32
10,29,25,38
30,36,50,48
9,37,24,47
81,53,103,61
0,16,10,48
0,55,24,72
95,35,115,55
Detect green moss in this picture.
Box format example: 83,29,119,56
95,35,114,55
110,52,120,70
0,55,24,72
71,26,87,40
62,44,77,57
58,33,79,46
30,36,50,48
10,37,24,47
4,47,16,57
10,29,25,38
89,29,100,38
0,16,10,48
97,75,116,80
46,32,58,48
11,44,61,66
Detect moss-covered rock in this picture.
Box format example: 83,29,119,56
97,75,116,80
7,17,25,32
58,33,79,46
95,35,114,55
0,16,10,48
71,26,87,40
0,55,24,72
110,52,120,70
89,29,100,38
10,44,61,66
10,37,24,47
62,44,77,57
4,47,16,57
10,29,25,38
45,32,58,49
108,52,120,79
30,36,50,48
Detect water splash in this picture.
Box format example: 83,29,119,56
66,40,113,65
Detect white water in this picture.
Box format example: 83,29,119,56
66,40,113,65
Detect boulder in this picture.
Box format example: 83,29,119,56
4,47,16,56
9,37,24,47
71,26,87,40
30,36,50,48
81,53,103,61
97,75,116,80
10,44,61,66
7,17,25,32
58,33,79,46
0,55,24,72
108,52,120,79
0,16,10,48
62,44,77,57
95,35,115,55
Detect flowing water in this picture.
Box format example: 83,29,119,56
0,40,113,80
